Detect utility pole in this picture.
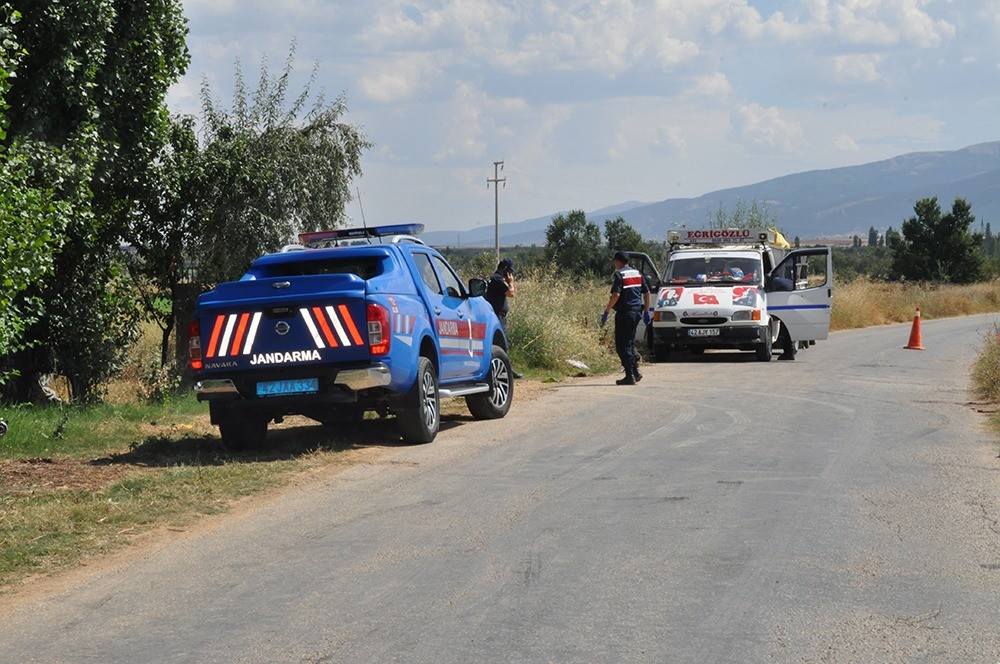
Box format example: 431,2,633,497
487,160,505,264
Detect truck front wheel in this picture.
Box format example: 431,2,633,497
398,356,440,444
755,331,773,362
466,345,513,419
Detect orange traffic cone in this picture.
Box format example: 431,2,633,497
904,307,925,350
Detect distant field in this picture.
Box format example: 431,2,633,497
832,277,1000,330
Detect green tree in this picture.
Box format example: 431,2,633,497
196,47,371,283
124,115,205,367
603,216,666,267
891,197,984,283
544,210,605,276
708,198,776,230
0,5,74,390
3,0,189,402
868,226,879,247
885,226,902,250
604,216,645,254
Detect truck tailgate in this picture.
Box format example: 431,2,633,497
197,275,370,372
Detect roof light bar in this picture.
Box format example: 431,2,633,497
298,223,425,247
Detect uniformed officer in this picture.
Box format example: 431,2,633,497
484,257,524,378
601,250,652,385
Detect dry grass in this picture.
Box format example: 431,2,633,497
505,265,619,375
832,277,1000,331
972,323,1000,433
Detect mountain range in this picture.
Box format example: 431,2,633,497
421,141,1000,246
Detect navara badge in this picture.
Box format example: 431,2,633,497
275,321,291,336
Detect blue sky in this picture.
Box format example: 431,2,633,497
169,1,1000,234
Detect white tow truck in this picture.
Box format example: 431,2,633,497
630,228,833,362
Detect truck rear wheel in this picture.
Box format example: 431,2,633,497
466,346,513,420
218,417,268,451
398,356,440,444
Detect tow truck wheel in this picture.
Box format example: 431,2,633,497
755,332,773,362
466,345,513,420
218,417,268,451
398,356,440,444
652,345,671,362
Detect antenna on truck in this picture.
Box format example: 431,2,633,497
356,187,373,244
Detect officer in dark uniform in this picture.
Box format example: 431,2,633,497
484,257,524,378
601,251,651,385
769,270,797,360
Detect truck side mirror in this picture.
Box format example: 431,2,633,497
468,278,487,297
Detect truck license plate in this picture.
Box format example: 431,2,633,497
688,328,720,337
256,378,319,397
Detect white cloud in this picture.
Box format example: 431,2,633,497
834,134,861,152
833,53,884,82
432,83,489,163
733,103,806,153
684,73,733,99
829,0,955,48
654,125,687,156
358,55,438,103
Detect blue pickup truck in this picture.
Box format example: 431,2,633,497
187,224,513,450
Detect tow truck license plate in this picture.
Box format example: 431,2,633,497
256,378,319,397
688,328,720,337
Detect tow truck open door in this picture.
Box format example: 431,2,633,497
766,247,832,342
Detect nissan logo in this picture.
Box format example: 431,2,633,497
275,321,291,336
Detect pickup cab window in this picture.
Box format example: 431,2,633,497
257,257,383,280
432,255,466,298
413,253,443,295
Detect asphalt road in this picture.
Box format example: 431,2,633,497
3,314,1000,663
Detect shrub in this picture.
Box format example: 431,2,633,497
504,264,618,374
972,324,1000,404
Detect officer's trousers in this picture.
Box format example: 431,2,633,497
614,309,641,376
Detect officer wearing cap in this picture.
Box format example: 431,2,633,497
485,257,524,378
601,250,651,385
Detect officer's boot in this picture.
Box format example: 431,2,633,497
633,360,643,383
616,371,636,386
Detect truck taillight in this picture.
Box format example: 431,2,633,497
367,304,390,356
188,321,203,370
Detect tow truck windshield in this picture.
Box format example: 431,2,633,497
664,254,763,286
